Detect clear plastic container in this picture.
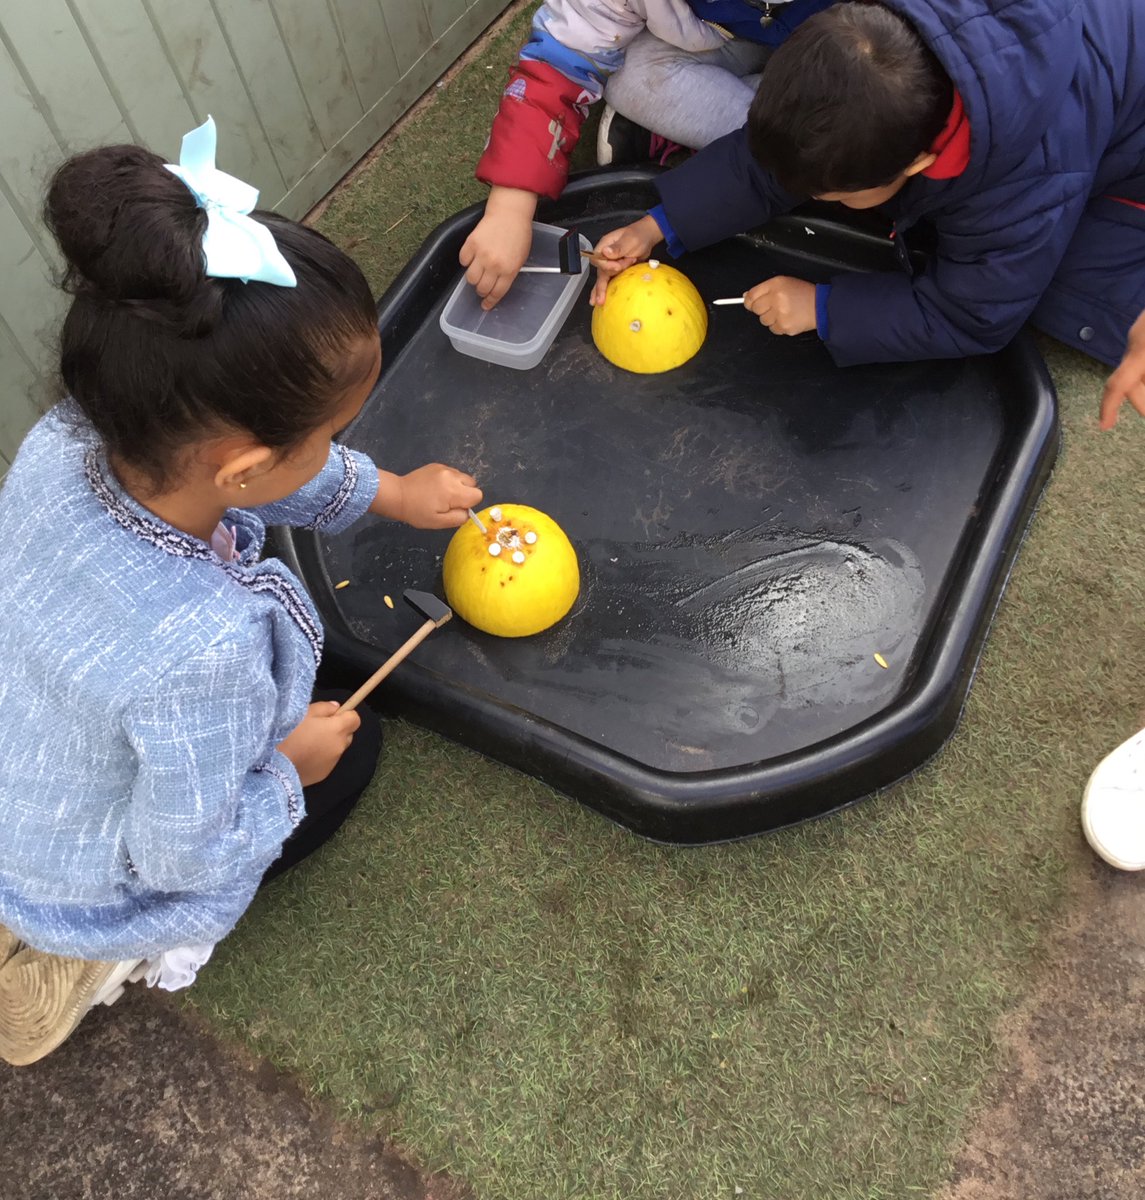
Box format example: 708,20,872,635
439,222,592,370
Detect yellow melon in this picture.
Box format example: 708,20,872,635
442,504,579,638
591,260,708,373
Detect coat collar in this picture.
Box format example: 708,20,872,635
922,91,971,181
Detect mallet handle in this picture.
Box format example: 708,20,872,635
338,619,436,712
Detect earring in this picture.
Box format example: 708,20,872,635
239,482,247,490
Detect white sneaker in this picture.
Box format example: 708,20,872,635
1081,727,1145,871
90,958,148,1007
596,103,619,166
596,104,654,167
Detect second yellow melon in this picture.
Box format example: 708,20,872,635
591,260,708,374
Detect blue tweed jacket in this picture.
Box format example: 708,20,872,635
0,406,379,959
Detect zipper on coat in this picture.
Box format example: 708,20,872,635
890,221,915,276
743,1,776,28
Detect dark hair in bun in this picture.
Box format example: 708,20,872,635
44,143,377,490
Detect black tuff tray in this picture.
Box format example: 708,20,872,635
273,169,1058,844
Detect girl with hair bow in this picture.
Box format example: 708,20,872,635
0,120,482,1065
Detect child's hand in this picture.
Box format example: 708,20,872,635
459,186,538,311
399,464,483,529
372,465,482,529
278,701,360,787
589,215,664,307
1100,309,1145,429
744,277,818,336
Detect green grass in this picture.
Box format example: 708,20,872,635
185,6,1145,1197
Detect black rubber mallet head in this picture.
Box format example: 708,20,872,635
339,589,452,712
517,228,605,275
403,589,452,628
556,228,584,275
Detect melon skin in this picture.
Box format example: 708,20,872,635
443,504,580,638
591,261,708,374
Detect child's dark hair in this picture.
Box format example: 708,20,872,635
748,3,953,196
44,144,377,491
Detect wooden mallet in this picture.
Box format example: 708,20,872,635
338,589,452,713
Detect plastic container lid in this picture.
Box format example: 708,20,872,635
439,222,591,370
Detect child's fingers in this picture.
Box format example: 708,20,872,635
435,466,481,499
476,270,502,301
466,262,493,294
745,294,774,318
1103,378,1145,428
313,700,356,728
439,507,474,529
459,235,476,269
335,709,361,736
417,506,471,529
744,279,775,303
593,226,636,259
605,236,642,263
1130,381,1145,420
1099,370,1131,427
591,256,633,300
452,483,484,510
1100,365,1138,428
480,271,517,311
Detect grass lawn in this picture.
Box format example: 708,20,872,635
186,5,1145,1197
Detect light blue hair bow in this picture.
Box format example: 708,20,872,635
164,116,296,288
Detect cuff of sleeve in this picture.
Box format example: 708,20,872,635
308,446,379,534
476,157,565,202
815,284,832,341
648,205,686,259
257,749,305,830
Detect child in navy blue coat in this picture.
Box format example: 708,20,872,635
592,0,1145,371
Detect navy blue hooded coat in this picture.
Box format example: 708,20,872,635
655,0,1145,366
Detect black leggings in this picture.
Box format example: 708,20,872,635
260,690,382,885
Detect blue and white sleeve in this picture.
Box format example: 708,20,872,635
120,633,304,895
252,444,379,533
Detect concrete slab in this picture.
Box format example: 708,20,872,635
1,987,471,1200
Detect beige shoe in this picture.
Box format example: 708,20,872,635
0,924,22,970
0,944,123,1067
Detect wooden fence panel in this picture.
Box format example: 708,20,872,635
329,0,401,110
0,320,44,473
208,0,327,185
141,3,288,198
65,0,199,154
377,1,435,76
423,0,472,40
0,0,515,467
266,0,363,149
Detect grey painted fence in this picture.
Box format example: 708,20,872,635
0,0,512,469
